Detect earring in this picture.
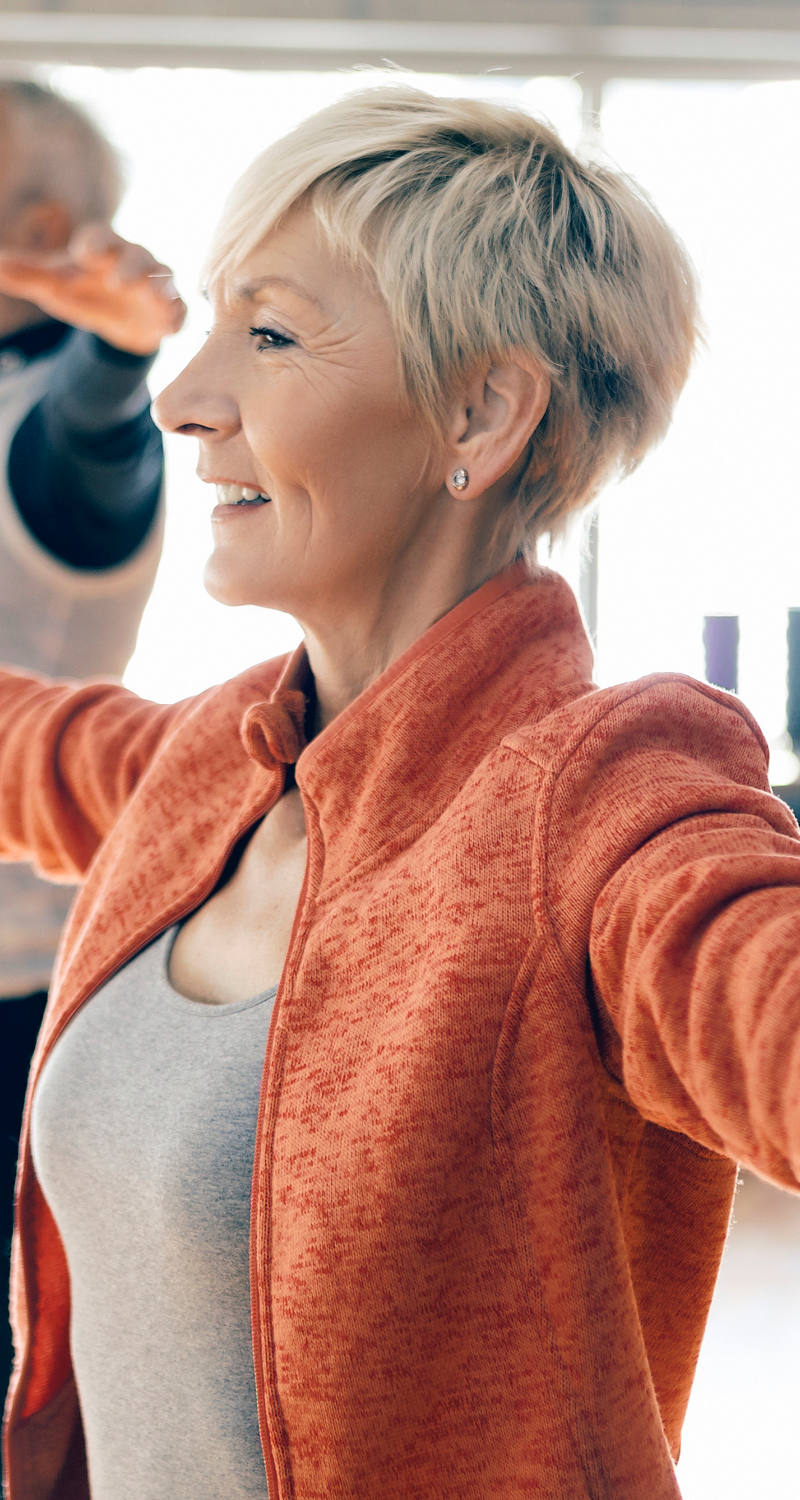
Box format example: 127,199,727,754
452,467,469,491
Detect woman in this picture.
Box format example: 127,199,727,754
2,85,799,1500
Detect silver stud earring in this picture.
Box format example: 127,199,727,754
452,467,469,491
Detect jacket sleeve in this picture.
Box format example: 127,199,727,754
537,675,800,1190
8,332,163,570
0,665,178,882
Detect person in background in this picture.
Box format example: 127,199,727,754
0,77,185,1407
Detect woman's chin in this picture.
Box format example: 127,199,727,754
202,553,293,612
202,555,260,608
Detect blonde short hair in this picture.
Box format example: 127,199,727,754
207,85,699,560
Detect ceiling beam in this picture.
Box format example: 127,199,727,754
1,12,800,78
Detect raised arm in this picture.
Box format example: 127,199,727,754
0,224,185,570
8,331,163,569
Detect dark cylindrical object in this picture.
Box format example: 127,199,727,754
787,610,800,754
703,615,738,693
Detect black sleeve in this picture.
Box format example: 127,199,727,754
8,331,164,570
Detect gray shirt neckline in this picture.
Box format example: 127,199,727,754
161,924,279,1015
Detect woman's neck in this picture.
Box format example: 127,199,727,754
301,550,502,735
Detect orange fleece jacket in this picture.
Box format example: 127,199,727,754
3,561,800,1500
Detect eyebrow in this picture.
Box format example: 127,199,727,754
229,274,324,311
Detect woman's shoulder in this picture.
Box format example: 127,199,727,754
505,670,770,786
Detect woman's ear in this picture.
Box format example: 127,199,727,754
444,354,550,499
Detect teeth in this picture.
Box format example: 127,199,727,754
216,483,269,506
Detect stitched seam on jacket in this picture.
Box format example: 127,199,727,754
504,673,771,988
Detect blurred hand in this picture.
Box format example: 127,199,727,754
0,223,187,356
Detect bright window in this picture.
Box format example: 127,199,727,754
596,80,800,779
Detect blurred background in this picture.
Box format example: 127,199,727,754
3,2,800,1493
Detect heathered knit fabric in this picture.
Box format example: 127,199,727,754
3,560,800,1500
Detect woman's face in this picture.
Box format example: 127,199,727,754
153,206,447,625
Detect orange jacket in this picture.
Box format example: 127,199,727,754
3,561,800,1499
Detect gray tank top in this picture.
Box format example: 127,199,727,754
31,925,275,1500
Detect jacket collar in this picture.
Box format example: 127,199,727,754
48,560,593,1031
242,561,594,885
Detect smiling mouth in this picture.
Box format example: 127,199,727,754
215,483,272,507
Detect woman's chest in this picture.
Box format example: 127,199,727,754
168,787,308,1005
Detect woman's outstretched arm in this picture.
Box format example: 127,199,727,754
529,674,800,1189
0,667,178,881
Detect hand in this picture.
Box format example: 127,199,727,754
0,223,187,356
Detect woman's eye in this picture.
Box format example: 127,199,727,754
249,325,293,351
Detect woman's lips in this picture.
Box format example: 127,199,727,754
212,481,272,518
212,496,271,519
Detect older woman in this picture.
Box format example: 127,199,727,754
2,84,799,1500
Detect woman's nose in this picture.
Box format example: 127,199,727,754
151,347,239,440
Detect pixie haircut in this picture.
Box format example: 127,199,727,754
207,85,699,559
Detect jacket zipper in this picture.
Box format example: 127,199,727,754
5,773,285,1500
249,791,320,1500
